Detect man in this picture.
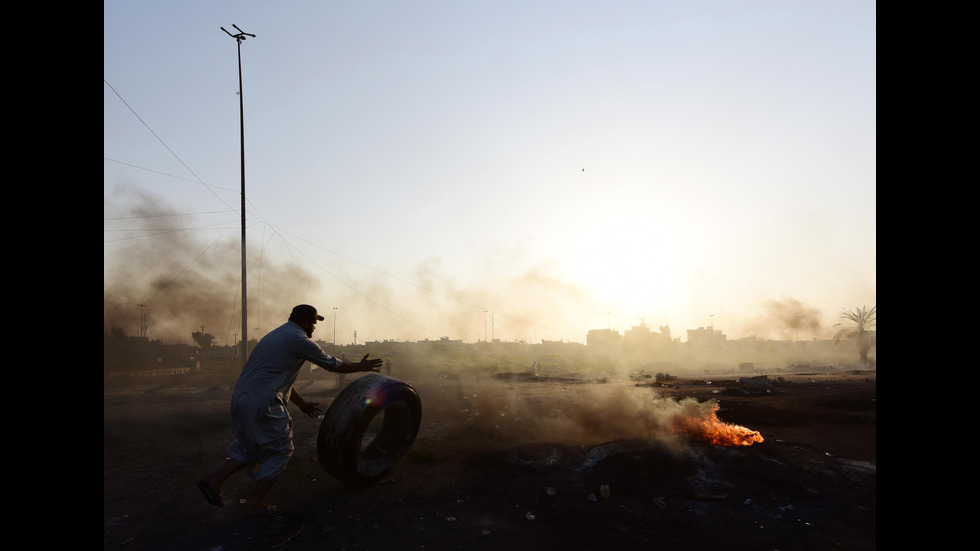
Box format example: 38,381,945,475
198,304,383,516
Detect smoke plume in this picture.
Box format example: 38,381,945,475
417,377,722,450
104,188,313,344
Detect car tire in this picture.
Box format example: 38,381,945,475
317,373,422,486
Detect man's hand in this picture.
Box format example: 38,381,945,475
358,354,384,372
299,401,322,418
289,387,322,418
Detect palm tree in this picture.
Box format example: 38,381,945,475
834,306,876,368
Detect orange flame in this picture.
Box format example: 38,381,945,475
672,403,764,446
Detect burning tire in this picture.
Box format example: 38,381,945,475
317,373,422,486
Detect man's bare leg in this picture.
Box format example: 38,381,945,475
199,458,248,507
245,478,279,516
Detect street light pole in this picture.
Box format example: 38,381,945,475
137,303,146,338
221,24,256,367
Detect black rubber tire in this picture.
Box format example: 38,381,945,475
317,374,422,486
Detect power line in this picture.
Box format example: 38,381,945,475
103,79,239,214
104,80,584,349
104,209,238,222
103,157,239,193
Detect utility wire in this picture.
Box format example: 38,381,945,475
104,79,238,213
140,238,224,305
103,157,238,193
106,79,583,349
103,219,246,242
104,209,238,221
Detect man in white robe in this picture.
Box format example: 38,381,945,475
198,304,382,516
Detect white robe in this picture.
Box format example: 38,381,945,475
226,321,342,479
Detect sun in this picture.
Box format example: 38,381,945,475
560,218,682,323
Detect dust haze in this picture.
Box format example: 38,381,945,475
416,377,721,451
105,189,601,345
104,188,315,343
105,188,865,451
735,298,825,342
105,187,867,352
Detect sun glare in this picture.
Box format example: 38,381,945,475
562,218,681,321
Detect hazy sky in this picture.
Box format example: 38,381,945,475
104,1,876,346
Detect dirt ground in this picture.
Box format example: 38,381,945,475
104,369,875,551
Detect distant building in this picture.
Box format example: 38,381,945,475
587,328,622,351
686,326,727,347
539,339,584,354
624,321,671,346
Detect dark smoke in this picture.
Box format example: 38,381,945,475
103,189,594,346
104,188,312,344
415,376,716,451
764,297,822,339
734,297,824,341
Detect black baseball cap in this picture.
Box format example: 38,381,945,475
290,304,324,321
